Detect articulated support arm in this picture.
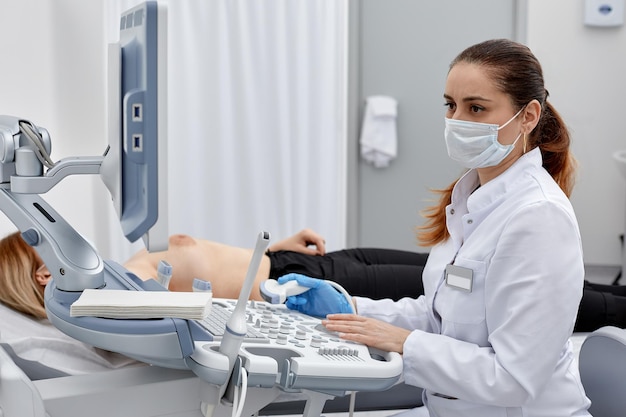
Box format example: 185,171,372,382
0,187,104,291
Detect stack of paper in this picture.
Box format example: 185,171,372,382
70,289,212,320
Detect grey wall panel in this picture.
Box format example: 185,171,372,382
352,0,517,251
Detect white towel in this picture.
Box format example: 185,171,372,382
70,289,212,319
360,95,398,168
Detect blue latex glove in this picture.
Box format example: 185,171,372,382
277,273,353,318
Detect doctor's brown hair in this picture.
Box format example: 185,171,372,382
0,232,47,318
418,39,576,247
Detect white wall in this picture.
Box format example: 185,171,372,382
0,0,109,247
526,1,626,266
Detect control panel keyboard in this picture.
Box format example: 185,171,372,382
189,298,403,393
196,301,269,342
197,299,352,349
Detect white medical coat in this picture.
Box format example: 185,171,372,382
356,148,591,417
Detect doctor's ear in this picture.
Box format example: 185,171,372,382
522,99,541,134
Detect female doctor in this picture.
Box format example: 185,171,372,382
281,39,592,416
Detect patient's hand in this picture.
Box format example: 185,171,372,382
268,228,326,256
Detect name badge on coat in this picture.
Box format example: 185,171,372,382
445,264,473,292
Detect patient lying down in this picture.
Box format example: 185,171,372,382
0,228,326,320
0,229,327,376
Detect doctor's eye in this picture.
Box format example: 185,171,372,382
469,104,485,113
443,102,455,112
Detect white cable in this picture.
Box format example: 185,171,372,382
321,283,356,415
326,280,356,313
348,391,356,417
231,367,248,417
18,120,56,168
20,120,55,167
232,384,239,417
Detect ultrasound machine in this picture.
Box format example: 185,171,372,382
0,3,403,416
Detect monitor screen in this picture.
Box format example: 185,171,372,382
101,1,168,252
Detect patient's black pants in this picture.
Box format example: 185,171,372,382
267,249,626,332
575,281,626,332
267,248,427,301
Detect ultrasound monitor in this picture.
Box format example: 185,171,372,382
101,1,168,252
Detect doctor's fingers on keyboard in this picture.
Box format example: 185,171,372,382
322,315,411,354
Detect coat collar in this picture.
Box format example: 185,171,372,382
453,147,543,213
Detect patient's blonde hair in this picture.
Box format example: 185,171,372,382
0,232,47,318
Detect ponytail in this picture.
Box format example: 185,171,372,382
416,181,455,247
531,101,577,198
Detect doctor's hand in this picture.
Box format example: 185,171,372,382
278,273,353,318
322,314,411,354
268,228,326,256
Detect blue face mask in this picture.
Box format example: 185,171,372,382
444,107,524,169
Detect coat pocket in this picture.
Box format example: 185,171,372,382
425,391,519,417
436,257,487,325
